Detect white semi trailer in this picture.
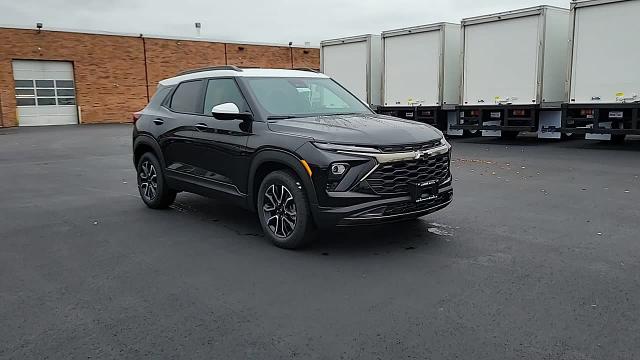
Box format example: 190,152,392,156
452,6,570,138
561,0,640,142
320,35,383,107
377,23,461,132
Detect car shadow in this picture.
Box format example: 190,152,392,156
449,133,640,151
310,219,453,255
170,193,454,254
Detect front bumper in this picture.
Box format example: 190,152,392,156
313,184,453,227
296,139,454,227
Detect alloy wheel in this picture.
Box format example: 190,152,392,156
139,160,158,201
262,184,297,238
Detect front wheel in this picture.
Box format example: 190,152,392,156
257,171,314,249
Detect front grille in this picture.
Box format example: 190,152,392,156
383,191,453,216
378,140,440,153
366,153,450,195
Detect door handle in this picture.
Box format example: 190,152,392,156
153,118,164,125
195,123,209,131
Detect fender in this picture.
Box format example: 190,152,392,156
247,148,319,214
133,135,167,169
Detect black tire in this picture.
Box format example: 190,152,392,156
611,134,626,144
257,170,314,249
136,152,176,209
463,129,480,137
501,131,519,140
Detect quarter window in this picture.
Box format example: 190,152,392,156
170,80,205,113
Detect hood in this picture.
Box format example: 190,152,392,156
266,113,442,146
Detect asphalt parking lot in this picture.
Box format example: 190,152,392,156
1,124,639,359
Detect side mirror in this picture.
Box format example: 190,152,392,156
211,102,252,121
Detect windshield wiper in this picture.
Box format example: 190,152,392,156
267,115,300,120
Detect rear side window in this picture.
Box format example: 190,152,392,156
170,80,204,113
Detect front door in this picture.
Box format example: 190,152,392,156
187,78,253,194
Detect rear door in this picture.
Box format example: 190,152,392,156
159,79,207,177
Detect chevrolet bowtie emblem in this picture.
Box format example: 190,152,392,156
414,150,426,160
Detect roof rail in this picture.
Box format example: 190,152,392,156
292,67,320,73
176,65,243,76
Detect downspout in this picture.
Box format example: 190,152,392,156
0,89,4,128
289,46,294,68
141,34,150,102
224,43,228,65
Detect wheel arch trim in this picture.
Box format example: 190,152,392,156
133,135,166,169
248,148,319,213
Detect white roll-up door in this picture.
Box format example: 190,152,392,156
12,60,78,126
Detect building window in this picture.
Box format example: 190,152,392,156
15,79,77,107
16,98,36,106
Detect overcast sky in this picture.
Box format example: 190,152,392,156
1,0,568,45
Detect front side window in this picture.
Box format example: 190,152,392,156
203,78,249,114
244,77,371,118
170,80,204,113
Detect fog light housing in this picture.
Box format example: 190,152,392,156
331,163,348,176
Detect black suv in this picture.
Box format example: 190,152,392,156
133,66,453,249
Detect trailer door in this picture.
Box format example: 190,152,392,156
570,1,640,104
384,30,441,107
322,41,368,103
463,15,541,106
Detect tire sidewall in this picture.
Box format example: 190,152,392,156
257,171,312,249
137,153,169,208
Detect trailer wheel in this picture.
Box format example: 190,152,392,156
463,129,480,137
611,134,626,144
501,131,519,140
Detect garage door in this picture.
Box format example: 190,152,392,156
12,60,78,126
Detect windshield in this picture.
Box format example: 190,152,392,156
244,77,372,118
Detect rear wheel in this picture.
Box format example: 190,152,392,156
137,152,176,209
257,170,314,249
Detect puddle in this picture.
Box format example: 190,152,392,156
426,222,454,237
470,253,513,266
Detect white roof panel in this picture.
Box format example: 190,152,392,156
160,68,328,86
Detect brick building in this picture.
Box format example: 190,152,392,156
0,27,320,127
